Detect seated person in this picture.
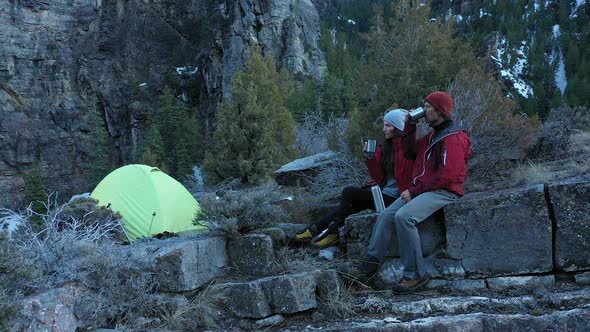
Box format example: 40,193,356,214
292,109,413,248
348,91,472,293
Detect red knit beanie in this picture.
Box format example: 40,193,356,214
425,91,454,117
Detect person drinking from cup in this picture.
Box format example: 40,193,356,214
292,109,413,248
347,91,472,293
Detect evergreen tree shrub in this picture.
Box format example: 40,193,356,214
23,165,47,220
203,49,297,184
347,1,476,153
138,87,204,179
87,99,112,188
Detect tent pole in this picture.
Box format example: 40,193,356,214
148,212,156,236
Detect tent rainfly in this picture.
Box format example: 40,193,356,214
91,164,206,242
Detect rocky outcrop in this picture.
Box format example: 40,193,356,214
10,178,590,330
445,185,553,277
549,178,590,271
209,269,340,319
345,211,445,261
122,235,227,292
0,0,326,208
12,283,84,332
344,179,590,281
273,151,340,186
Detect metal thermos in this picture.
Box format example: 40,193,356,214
371,185,385,212
409,107,425,121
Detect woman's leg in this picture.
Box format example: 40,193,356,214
313,186,375,230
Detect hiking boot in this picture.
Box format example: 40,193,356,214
293,229,314,243
391,275,430,294
312,233,339,248
338,255,380,287
292,224,318,243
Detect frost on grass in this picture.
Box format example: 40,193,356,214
0,195,221,330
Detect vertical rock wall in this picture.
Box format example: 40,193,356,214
0,0,326,208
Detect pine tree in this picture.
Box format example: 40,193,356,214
284,79,320,120
24,165,47,220
87,99,112,187
203,48,297,184
140,126,166,169
138,87,204,179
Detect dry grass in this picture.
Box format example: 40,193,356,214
512,161,554,185
359,295,390,313
268,247,331,276
570,129,590,155
317,282,359,319
0,195,226,331
199,185,289,237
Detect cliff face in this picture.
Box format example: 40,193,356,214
0,0,326,208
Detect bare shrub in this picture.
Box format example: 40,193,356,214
527,106,588,160
269,247,329,275
0,195,225,331
448,67,541,179
296,112,350,156
569,106,590,131
199,185,288,237
156,286,221,331
318,282,358,319
359,295,390,313
1,195,125,291
0,195,128,327
0,236,28,329
306,153,371,200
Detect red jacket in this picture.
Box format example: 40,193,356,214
402,120,471,197
364,138,413,193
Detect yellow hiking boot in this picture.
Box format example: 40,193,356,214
312,233,339,248
292,228,314,243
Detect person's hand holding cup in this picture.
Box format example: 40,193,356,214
365,139,376,159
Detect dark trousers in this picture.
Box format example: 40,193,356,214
312,186,396,232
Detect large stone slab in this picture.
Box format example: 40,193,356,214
123,236,227,292
273,151,339,186
378,257,465,285
345,211,445,261
13,283,83,332
228,234,274,276
548,179,590,271
445,185,552,277
210,281,272,318
486,275,555,291
210,271,323,318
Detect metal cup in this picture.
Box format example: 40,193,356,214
367,140,377,153
409,107,425,121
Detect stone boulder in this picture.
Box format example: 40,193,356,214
228,234,274,276
548,179,590,271
122,236,227,292
273,151,340,186
210,270,340,318
445,185,552,277
345,211,445,261
13,283,83,332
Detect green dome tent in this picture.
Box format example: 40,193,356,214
91,164,206,242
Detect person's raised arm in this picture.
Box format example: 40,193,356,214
365,144,384,183
402,113,418,160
